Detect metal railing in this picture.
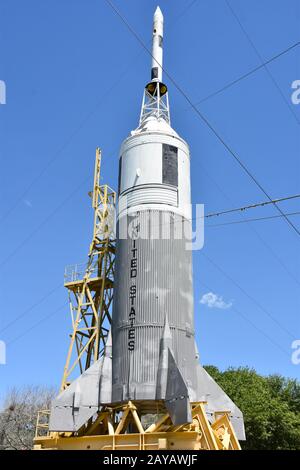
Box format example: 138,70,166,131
64,262,89,283
64,259,114,284
35,410,51,438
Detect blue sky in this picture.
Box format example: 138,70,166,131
1,0,300,402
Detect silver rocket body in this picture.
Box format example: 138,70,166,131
113,127,195,404
112,7,195,410
49,7,245,441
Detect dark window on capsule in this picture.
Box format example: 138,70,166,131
151,67,158,80
162,144,178,187
118,156,122,194
158,35,163,47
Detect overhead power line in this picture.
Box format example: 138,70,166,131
0,174,91,268
195,40,300,104
150,193,300,227
225,0,300,127
172,0,199,24
0,48,148,226
0,284,62,335
1,166,298,270
0,0,197,226
3,194,298,337
0,2,203,273
198,165,300,289
200,251,296,340
7,303,67,346
207,211,300,228
105,0,300,238
204,194,300,220
0,145,119,269
199,278,291,358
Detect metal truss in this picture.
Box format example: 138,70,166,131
139,81,170,125
60,148,116,390
34,401,241,450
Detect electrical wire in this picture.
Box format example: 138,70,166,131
204,194,300,219
194,164,300,290
0,3,204,269
0,50,145,225
0,173,91,268
200,251,296,339
199,278,291,358
105,0,300,238
207,211,300,228
0,0,198,226
172,0,199,24
143,193,300,230
6,302,68,346
225,0,300,127
3,4,298,272
195,40,300,104
2,192,298,339
7,273,293,362
0,284,62,335
0,144,119,268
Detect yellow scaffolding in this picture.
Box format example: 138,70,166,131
34,401,240,450
60,148,116,390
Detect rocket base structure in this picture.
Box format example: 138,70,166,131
34,7,245,450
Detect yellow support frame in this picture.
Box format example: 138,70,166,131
34,401,241,450
60,148,116,390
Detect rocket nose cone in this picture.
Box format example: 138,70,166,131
154,6,163,20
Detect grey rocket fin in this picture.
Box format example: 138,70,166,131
162,315,172,342
194,358,246,440
165,349,192,425
156,317,192,425
49,331,112,432
156,316,172,399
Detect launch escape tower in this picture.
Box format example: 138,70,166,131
34,7,244,450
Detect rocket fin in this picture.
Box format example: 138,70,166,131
194,357,246,440
156,316,172,398
49,331,112,432
156,316,192,425
165,348,192,425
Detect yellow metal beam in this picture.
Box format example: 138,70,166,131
34,401,241,451
60,148,116,390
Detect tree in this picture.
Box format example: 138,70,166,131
0,386,55,450
204,366,300,450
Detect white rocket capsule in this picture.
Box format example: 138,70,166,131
151,6,163,82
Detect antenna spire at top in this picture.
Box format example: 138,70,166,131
138,7,169,128
151,6,164,82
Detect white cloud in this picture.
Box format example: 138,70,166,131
0,340,6,365
200,292,232,310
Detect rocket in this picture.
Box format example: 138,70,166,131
49,7,245,441
151,6,163,82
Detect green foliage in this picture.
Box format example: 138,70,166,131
204,366,300,450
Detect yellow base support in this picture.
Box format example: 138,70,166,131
34,401,241,451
